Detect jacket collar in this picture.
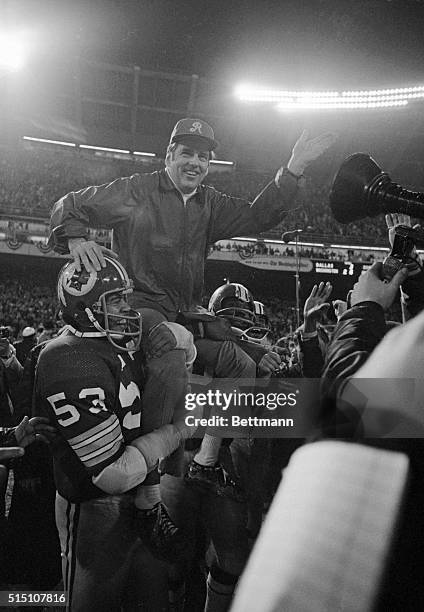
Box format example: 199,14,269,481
158,168,204,200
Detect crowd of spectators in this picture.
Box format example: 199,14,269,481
0,146,152,218
0,277,57,341
255,295,297,338
0,144,395,244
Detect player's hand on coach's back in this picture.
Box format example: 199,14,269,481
68,237,118,273
351,261,408,311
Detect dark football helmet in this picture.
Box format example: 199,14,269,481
208,282,255,331
244,300,273,347
57,256,142,351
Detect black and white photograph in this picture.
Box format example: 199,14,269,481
1,1,424,610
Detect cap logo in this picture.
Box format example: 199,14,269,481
190,121,203,135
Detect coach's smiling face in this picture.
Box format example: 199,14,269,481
166,142,210,194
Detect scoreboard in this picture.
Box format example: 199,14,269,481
312,259,373,276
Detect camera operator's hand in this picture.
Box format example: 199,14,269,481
303,282,332,333
68,238,118,273
385,213,423,276
351,261,408,310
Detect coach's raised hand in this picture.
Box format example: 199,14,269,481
286,129,337,177
68,237,118,273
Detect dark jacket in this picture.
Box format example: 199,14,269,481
299,334,324,378
321,301,387,401
401,267,424,321
49,169,300,318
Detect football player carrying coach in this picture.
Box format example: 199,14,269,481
48,119,335,477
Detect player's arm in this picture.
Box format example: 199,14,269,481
37,346,200,495
93,420,198,495
49,173,144,256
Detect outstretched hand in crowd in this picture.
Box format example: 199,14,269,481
303,281,332,333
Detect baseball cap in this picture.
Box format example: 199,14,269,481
22,326,36,338
169,118,218,151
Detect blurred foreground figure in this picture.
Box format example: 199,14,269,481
231,442,409,612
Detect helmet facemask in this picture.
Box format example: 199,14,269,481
88,287,142,351
243,326,273,347
214,304,256,331
243,301,273,347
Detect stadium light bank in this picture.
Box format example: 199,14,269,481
234,83,424,110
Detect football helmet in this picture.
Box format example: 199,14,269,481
57,256,142,351
208,283,255,331
244,301,273,347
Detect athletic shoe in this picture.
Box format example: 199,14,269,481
136,502,186,562
184,460,246,502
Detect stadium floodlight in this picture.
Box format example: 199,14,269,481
0,31,26,72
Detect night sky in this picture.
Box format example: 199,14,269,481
5,0,424,89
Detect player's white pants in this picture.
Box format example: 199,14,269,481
55,492,139,612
